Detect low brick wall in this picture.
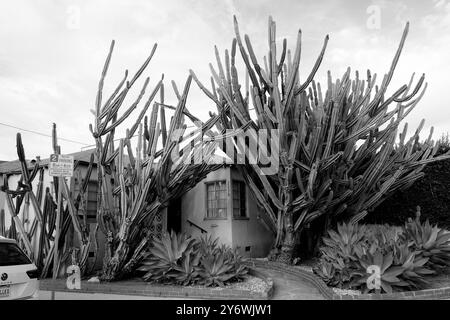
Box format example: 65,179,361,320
246,259,450,300
40,268,274,300
337,287,450,300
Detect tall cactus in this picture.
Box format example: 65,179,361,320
191,16,450,263
0,130,93,276
91,40,248,281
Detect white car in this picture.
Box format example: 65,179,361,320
0,236,39,300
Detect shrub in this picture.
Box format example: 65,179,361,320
313,218,448,293
314,223,367,287
401,218,450,271
137,231,199,284
366,135,450,228
137,232,247,287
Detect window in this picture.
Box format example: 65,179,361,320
73,179,98,223
232,180,247,218
0,243,32,266
206,181,227,219
85,181,98,220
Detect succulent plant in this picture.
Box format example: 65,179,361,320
138,232,247,287
198,234,220,256
401,219,450,271
138,231,197,283
314,220,443,293
320,222,367,264
196,254,237,287
393,242,434,289
350,250,408,294
171,247,202,285
313,261,337,286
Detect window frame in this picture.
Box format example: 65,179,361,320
85,180,98,221
204,180,228,220
232,180,248,220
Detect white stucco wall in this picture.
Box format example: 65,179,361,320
180,166,274,258
1,168,54,231
181,167,233,246
230,167,274,258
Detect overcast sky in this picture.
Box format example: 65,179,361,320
0,0,449,161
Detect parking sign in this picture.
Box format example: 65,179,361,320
49,154,74,177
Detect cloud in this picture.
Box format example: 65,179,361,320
0,0,448,160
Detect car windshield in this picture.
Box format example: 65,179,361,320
0,243,32,266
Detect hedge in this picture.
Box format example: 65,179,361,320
364,145,450,227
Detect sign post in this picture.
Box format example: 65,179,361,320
49,154,74,280
49,154,74,177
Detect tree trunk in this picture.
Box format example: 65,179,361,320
268,214,327,263
268,211,296,263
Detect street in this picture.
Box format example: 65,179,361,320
38,290,189,300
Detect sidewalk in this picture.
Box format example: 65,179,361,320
38,290,186,300
254,267,325,300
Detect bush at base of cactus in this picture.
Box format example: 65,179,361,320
314,217,450,293
137,232,248,287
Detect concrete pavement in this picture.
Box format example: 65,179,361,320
38,290,192,300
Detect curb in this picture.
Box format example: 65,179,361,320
39,268,274,300
335,287,450,300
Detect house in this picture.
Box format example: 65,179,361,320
0,149,105,269
167,165,275,258
0,150,275,267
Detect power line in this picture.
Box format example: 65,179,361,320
80,134,140,150
0,122,90,146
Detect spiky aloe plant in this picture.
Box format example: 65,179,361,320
191,16,450,263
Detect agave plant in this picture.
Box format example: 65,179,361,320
365,224,401,249
171,247,202,285
313,261,338,287
198,234,220,256
401,219,450,271
197,254,239,287
137,231,196,282
315,217,450,292
138,232,247,286
393,242,433,289
315,223,369,287
195,235,248,287
320,222,367,264
314,260,362,289
350,250,408,294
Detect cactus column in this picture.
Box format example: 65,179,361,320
91,41,250,280
191,16,450,263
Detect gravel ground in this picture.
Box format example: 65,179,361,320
187,275,270,293
332,288,361,296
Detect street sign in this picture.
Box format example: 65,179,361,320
49,154,74,177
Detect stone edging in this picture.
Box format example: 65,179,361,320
245,259,450,300
39,268,274,300
335,287,450,300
